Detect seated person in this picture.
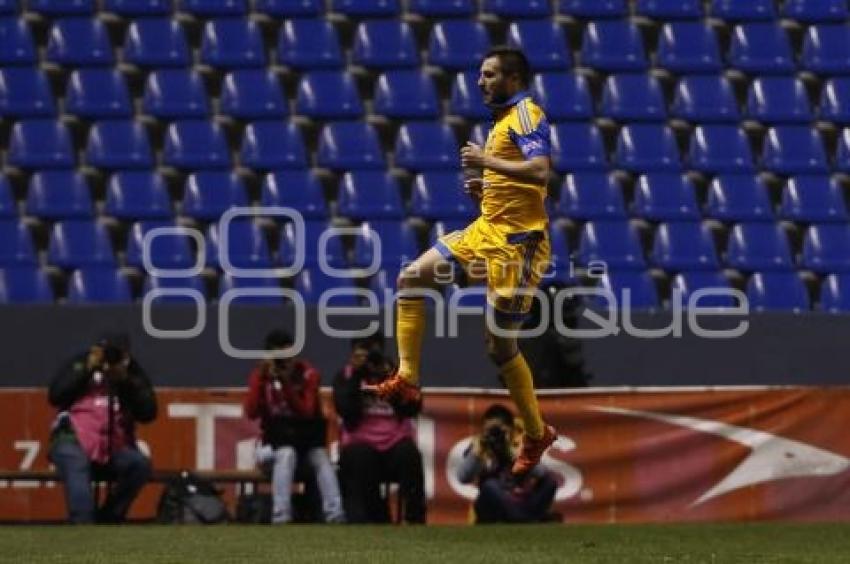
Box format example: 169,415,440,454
457,403,557,523
244,329,345,524
48,332,157,524
333,330,426,523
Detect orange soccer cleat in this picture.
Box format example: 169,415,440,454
374,372,423,406
512,424,557,476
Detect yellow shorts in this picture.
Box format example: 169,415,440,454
433,217,551,320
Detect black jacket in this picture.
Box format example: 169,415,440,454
332,363,421,431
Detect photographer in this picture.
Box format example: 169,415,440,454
333,330,426,524
47,333,157,524
458,404,557,523
243,329,345,524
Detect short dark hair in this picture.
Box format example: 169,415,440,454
484,46,531,88
350,327,385,351
483,403,514,428
265,329,293,351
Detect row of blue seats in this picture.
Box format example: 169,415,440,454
2,169,847,226
3,217,850,276
3,0,847,23
6,16,850,76
10,67,850,126
2,264,849,314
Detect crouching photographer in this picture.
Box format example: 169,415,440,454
47,333,157,524
457,404,557,524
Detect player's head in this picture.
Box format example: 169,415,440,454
478,46,531,106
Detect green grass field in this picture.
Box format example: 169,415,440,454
1,523,849,563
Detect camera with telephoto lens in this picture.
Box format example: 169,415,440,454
103,345,124,366
482,425,512,465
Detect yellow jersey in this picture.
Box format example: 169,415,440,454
481,92,551,233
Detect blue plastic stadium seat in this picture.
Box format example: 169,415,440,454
594,271,659,310
632,173,700,221
551,123,606,173
7,120,74,169
220,70,286,121
672,271,735,308
780,175,848,223
352,220,420,269
29,0,94,16
46,18,113,67
317,122,385,170
86,120,153,170
353,20,418,69
0,0,15,13
531,72,592,122
47,220,115,268
542,227,573,285
125,220,195,269
0,219,36,265
333,0,399,17
395,122,459,171
486,0,550,17
819,273,850,312
577,220,645,269
726,223,793,271
338,172,404,220
218,274,284,305
559,0,627,18
0,266,53,303
747,272,810,312
0,67,56,117
26,170,93,219
0,17,36,65
651,221,719,271
671,75,739,123
470,123,490,147
688,125,754,174
142,69,208,120
656,22,722,73
104,171,172,220
410,171,476,221
200,19,265,69
183,171,249,221
255,0,322,17
295,70,364,120
240,121,307,170
601,74,666,122
710,0,775,21
295,268,360,306
835,129,850,172
67,268,132,304
802,25,850,75
580,20,648,72
449,71,489,120
558,173,626,220
507,20,569,71
820,78,850,123
746,77,812,124
374,70,440,120
0,177,15,218
260,171,328,220
103,0,171,16
276,18,343,70
143,275,206,304
636,0,702,19
801,224,850,273
180,0,246,17
409,0,474,17
705,174,774,222
762,126,828,175
163,120,230,170
65,69,132,119
428,20,490,71
729,23,795,74
782,0,848,23
280,220,346,268
206,220,272,269
615,124,680,172
123,18,191,68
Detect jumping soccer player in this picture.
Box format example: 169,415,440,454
376,47,556,476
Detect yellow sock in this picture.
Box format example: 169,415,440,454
396,297,425,385
500,353,544,439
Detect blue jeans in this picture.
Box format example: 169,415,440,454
260,446,345,524
49,440,152,524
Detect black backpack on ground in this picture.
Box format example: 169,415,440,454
156,471,230,524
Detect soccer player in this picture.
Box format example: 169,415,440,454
376,47,556,476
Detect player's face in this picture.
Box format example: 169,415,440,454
478,56,509,105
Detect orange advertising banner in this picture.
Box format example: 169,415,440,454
2,387,850,524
